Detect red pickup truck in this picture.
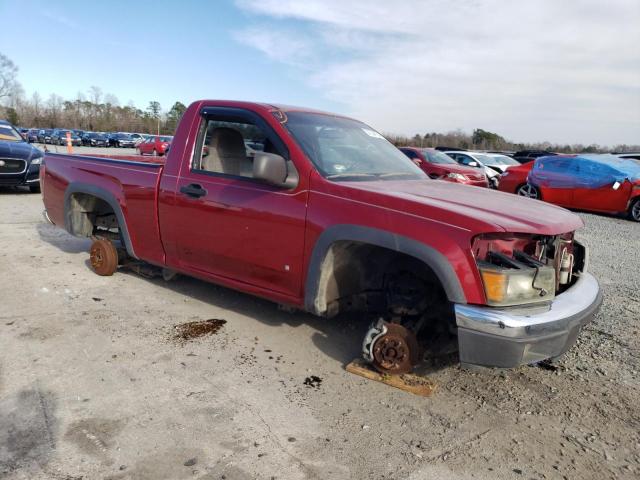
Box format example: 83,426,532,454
40,100,602,374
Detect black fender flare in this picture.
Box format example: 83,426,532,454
303,224,466,314
63,182,137,258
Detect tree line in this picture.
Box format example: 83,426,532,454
1,51,638,151
0,52,185,134
385,128,639,154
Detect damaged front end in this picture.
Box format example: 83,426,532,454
455,232,601,368
472,232,587,307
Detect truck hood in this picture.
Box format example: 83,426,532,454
346,179,583,235
0,141,43,161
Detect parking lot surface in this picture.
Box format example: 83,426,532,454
1,188,638,480
32,143,139,157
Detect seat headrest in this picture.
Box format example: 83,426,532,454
209,127,246,157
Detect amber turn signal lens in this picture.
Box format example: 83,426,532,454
480,269,507,304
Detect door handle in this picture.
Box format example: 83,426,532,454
180,183,207,198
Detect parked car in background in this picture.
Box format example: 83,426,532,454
129,133,145,145
512,150,557,164
137,135,172,156
399,147,488,187
82,132,108,147
497,161,537,196
49,129,66,145
37,129,53,144
108,133,136,148
615,152,640,161
0,119,44,192
51,129,82,146
442,150,501,188
518,154,640,221
26,128,39,143
484,153,521,172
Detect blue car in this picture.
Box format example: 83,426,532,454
0,119,45,193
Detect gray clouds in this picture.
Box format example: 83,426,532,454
235,0,640,145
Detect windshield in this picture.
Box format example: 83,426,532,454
160,136,172,142
488,154,519,166
423,149,458,165
283,112,425,181
0,124,25,142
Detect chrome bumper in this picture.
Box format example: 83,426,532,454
455,272,602,368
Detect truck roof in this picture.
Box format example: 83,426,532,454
196,100,356,121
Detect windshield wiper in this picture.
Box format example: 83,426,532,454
326,173,378,181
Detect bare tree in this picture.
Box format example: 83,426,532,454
0,52,19,100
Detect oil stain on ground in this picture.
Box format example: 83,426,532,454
173,319,227,343
0,386,58,475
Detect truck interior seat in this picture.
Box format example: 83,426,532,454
203,127,252,177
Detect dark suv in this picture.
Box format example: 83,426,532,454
512,150,557,164
0,119,44,192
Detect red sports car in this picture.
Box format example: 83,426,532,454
498,161,537,195
137,135,172,156
501,154,640,221
399,147,488,187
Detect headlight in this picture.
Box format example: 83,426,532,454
447,172,467,181
501,171,509,177
473,233,560,307
31,157,43,165
478,263,555,306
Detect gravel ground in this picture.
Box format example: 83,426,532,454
0,188,638,480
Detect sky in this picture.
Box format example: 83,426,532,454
1,0,639,145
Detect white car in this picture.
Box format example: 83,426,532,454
442,151,503,188
484,153,521,173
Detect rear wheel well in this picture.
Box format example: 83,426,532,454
67,192,121,241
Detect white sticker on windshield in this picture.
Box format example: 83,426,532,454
362,128,385,139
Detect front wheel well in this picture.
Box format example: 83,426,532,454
311,240,450,319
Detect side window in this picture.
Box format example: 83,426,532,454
545,159,570,173
401,149,417,159
192,116,283,179
456,154,473,165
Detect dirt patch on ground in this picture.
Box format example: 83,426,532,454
172,319,227,342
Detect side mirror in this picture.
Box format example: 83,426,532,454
165,145,170,155
468,161,478,167
253,152,288,187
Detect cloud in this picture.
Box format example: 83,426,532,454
39,10,79,30
235,0,640,145
233,26,313,67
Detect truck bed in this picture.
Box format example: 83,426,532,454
42,152,166,264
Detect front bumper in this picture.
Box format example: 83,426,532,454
455,272,602,368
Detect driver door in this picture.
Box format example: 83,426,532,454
159,108,308,298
